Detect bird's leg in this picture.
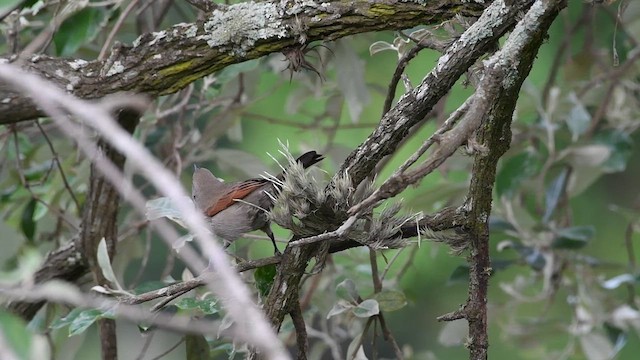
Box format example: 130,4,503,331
262,224,281,255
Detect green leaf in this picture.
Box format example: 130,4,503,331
447,265,469,285
145,196,192,228
566,93,591,141
542,167,570,224
254,264,277,297
352,299,379,318
54,8,106,56
594,129,633,173
97,238,121,290
496,151,542,198
335,39,370,123
186,334,210,360
552,226,595,249
174,298,201,310
489,217,516,233
52,308,113,336
513,243,546,271
20,198,37,242
197,298,219,315
68,309,110,336
0,310,32,359
175,297,220,315
0,248,42,285
346,333,366,360
372,290,407,312
604,323,627,353
336,278,358,302
327,300,353,319
601,274,637,289
0,0,27,15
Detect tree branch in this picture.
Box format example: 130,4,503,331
247,4,538,356
335,0,537,188
116,206,462,310
0,0,485,125
444,1,568,360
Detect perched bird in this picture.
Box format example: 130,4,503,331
191,151,323,254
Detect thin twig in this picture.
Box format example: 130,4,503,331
99,0,142,60
35,120,81,212
541,7,591,107
437,306,466,322
348,95,475,217
377,313,403,360
243,112,378,130
11,126,79,231
134,331,156,360
151,288,193,312
288,216,357,247
369,249,403,359
382,32,447,116
184,0,220,12
124,256,281,305
149,338,185,360
380,248,404,281
369,249,382,293
351,317,374,360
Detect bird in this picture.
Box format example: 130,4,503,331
191,151,323,255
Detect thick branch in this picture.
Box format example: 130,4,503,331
0,0,485,124
457,1,568,360
78,108,140,360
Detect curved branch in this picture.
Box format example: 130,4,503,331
0,0,485,124
435,1,568,360
336,0,537,187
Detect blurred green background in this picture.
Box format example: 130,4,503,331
1,1,639,359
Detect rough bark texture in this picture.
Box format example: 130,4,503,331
0,0,485,124
461,1,568,359
76,108,140,360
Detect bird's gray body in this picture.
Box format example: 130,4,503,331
191,151,323,252
191,168,273,247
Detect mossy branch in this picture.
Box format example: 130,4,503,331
0,0,485,125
